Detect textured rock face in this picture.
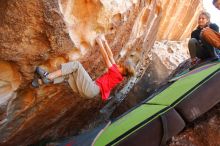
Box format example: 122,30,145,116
157,0,203,41
151,40,190,80
0,0,162,145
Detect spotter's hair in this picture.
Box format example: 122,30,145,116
199,11,211,24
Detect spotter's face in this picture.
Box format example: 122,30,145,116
198,14,209,28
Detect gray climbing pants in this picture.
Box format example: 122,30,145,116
53,61,100,98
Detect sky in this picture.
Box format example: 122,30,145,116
203,0,220,26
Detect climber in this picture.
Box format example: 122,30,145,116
188,11,219,65
199,0,220,50
32,35,135,101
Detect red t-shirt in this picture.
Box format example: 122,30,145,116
96,64,123,101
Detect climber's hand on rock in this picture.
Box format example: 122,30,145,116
99,34,107,42
96,34,106,43
95,36,103,46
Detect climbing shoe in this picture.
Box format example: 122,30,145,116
35,67,52,84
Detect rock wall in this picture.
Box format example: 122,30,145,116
0,0,162,145
157,0,202,41
151,40,190,78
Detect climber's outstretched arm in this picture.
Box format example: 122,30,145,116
102,38,116,65
96,37,112,68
